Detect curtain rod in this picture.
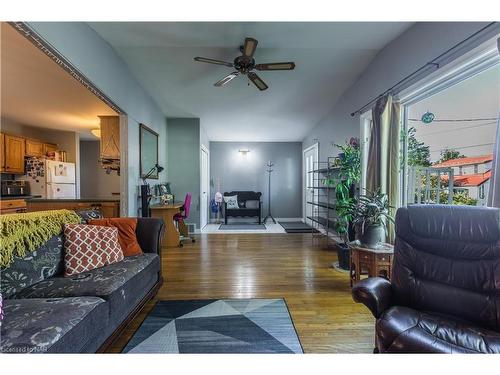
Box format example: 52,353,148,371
350,22,497,117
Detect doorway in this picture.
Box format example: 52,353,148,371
303,143,319,224
200,145,210,229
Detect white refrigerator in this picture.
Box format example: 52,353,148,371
27,159,76,199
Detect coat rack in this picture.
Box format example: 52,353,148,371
263,160,276,224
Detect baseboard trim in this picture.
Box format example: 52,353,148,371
209,217,303,224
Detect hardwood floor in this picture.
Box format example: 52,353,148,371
107,233,375,353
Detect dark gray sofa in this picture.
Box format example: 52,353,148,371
0,217,165,353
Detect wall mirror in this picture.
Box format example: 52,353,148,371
139,123,159,179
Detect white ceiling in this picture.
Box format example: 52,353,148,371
89,22,413,141
1,23,117,140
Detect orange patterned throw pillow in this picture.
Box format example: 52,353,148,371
63,224,124,277
88,218,143,257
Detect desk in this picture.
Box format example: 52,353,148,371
150,202,184,248
350,243,394,287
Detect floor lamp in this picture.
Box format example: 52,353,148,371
263,161,276,224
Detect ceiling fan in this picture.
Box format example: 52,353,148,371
193,37,296,91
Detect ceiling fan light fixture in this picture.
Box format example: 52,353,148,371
193,37,295,91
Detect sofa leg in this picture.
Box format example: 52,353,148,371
373,347,379,354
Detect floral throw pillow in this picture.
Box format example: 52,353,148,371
63,224,124,277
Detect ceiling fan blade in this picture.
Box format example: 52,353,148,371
194,57,233,67
214,72,239,87
248,72,268,91
242,37,258,58
255,62,296,71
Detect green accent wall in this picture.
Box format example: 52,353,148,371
167,118,201,229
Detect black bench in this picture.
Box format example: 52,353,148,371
223,191,262,224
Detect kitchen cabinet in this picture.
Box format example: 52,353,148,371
99,116,120,160
4,134,26,174
0,133,4,173
25,139,44,157
27,199,120,218
43,143,58,155
0,199,27,215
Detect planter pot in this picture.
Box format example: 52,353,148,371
336,243,351,270
357,224,385,248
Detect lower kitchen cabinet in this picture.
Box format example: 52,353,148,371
26,200,120,218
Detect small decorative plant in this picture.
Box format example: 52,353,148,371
324,137,361,188
350,189,395,247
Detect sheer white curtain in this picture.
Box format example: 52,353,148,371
488,116,500,208
487,38,500,208
366,94,401,242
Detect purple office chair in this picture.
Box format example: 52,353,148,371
174,193,195,247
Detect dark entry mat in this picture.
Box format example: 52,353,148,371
278,221,319,233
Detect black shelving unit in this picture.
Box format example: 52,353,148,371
306,157,357,248
306,157,339,246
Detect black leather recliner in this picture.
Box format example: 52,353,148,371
352,205,500,353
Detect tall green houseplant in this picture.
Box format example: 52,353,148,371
332,138,361,269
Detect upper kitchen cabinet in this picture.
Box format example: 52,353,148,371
43,142,57,155
25,139,44,157
99,116,120,160
3,134,26,174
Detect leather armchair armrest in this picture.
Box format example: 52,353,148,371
352,277,393,318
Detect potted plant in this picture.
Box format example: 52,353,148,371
350,189,394,248
333,137,361,269
333,184,354,269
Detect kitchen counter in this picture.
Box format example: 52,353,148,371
27,198,121,218
29,198,120,202
0,195,42,201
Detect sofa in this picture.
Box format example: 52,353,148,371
0,217,165,353
352,205,500,353
223,191,262,224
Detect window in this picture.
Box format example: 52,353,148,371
396,37,499,207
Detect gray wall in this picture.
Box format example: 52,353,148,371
80,140,121,199
167,118,201,228
28,22,168,216
210,142,302,218
302,22,496,161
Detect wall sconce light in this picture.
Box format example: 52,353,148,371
238,149,250,156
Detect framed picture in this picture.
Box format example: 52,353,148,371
139,123,159,179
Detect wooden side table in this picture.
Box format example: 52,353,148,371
350,243,394,287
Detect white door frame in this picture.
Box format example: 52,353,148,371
200,144,210,230
302,142,319,223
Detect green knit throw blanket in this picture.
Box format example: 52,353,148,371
0,209,80,268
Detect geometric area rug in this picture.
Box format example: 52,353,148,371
122,299,303,353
